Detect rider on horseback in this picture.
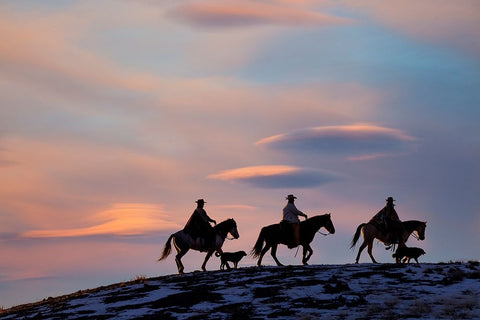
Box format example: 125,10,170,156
183,199,217,252
282,194,308,248
370,197,403,245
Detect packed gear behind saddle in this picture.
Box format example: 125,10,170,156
183,199,216,251
369,197,402,246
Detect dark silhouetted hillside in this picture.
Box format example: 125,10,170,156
1,262,479,319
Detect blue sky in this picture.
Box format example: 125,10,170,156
0,0,479,308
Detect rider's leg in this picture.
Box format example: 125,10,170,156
293,223,300,246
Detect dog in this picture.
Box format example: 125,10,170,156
392,246,426,263
215,251,247,270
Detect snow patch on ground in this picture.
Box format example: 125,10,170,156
1,262,479,319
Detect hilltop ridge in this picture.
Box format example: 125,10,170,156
1,262,479,320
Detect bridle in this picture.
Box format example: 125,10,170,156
318,222,334,236
317,230,331,236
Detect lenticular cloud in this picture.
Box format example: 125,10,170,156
255,124,417,159
208,165,339,188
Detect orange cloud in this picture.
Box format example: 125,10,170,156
169,0,353,28
21,203,180,238
208,165,299,180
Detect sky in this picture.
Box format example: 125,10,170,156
0,0,479,308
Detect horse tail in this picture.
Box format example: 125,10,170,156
158,234,174,261
350,223,367,248
250,227,266,258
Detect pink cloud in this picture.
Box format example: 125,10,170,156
169,0,353,28
21,203,180,238
208,165,339,188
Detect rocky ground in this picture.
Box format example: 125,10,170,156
1,261,479,320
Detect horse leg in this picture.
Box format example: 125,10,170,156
270,244,283,266
302,245,313,265
355,240,368,264
175,248,188,274
257,244,271,266
367,240,378,263
201,250,214,271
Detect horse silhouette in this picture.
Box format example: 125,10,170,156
159,218,239,274
251,214,335,266
351,220,426,263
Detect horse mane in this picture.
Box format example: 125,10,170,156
402,220,426,231
304,214,329,223
302,214,330,226
214,218,235,230
301,214,332,233
214,218,236,236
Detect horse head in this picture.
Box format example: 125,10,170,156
325,213,336,234
216,218,239,239
306,214,335,234
416,221,426,240
228,218,240,239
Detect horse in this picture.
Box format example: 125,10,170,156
350,220,426,263
158,218,239,274
251,214,335,266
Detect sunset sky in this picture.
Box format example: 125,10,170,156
1,0,479,308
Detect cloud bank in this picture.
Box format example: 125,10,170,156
208,165,339,188
21,203,179,238
256,124,417,160
168,0,353,28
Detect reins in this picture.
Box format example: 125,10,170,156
410,231,420,240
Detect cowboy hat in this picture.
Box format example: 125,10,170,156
286,194,297,200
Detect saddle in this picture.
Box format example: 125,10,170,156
279,221,297,248
183,227,216,252
369,219,402,248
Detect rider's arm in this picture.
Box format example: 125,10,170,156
293,205,307,219
203,210,216,225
